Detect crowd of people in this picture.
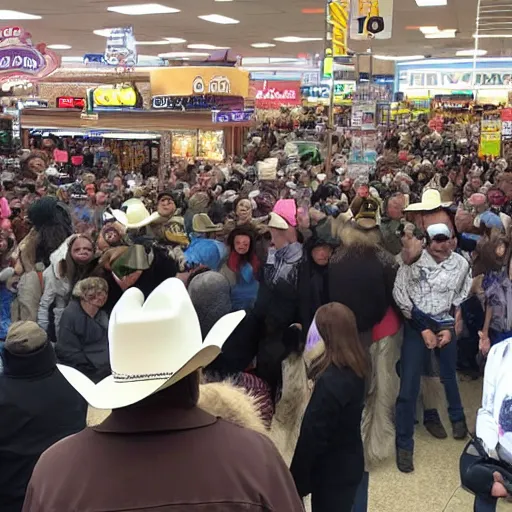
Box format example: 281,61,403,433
0,117,512,511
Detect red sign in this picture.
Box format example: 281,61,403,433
57,96,85,109
0,26,61,85
502,108,512,140
251,80,301,109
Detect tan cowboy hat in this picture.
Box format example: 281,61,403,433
192,213,223,233
111,198,160,229
57,278,245,410
404,189,452,212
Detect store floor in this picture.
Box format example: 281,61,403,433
369,377,511,512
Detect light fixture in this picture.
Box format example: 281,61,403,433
0,10,42,19
198,14,240,24
107,3,180,15
419,26,439,34
425,29,456,38
47,44,72,50
164,37,187,43
274,36,323,43
415,0,447,6
456,49,487,56
474,34,512,38
136,40,173,45
93,29,114,37
302,8,325,14
187,44,230,49
215,0,233,2
251,42,276,48
158,51,210,58
373,54,425,61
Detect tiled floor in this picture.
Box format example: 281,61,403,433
369,378,512,511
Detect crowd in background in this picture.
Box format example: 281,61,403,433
0,118,512,511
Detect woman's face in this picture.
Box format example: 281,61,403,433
311,245,333,266
71,238,94,264
28,157,46,174
84,290,107,308
157,196,176,218
234,234,251,255
236,199,252,223
113,177,123,189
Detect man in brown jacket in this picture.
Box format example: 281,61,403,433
23,278,303,512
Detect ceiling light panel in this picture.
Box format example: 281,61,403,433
47,44,72,50
187,44,230,49
456,49,488,56
419,26,439,34
274,36,323,43
94,29,114,37
425,29,457,38
164,37,187,43
415,0,447,6
198,14,240,24
107,4,180,15
251,43,276,48
136,40,174,45
0,10,41,19
158,51,210,57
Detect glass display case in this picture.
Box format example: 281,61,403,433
171,130,197,158
198,130,224,161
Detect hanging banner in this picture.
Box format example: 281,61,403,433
104,27,137,67
350,0,393,40
251,80,301,108
328,0,350,57
351,102,377,130
501,108,512,141
480,111,502,157
0,26,61,85
212,110,254,123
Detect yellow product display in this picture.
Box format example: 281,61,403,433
172,131,197,158
198,130,224,161
93,85,138,107
329,0,350,57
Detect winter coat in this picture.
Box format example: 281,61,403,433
184,236,227,271
37,239,71,340
10,271,42,324
57,300,110,383
23,380,303,512
219,260,259,311
290,363,366,512
0,282,14,340
0,342,86,512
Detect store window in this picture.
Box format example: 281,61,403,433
172,130,197,158
198,130,224,161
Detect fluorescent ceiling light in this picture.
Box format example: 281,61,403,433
93,28,114,37
415,0,447,6
158,51,210,58
419,26,439,34
474,34,512,38
164,37,187,43
62,56,84,62
456,49,487,56
215,0,233,2
198,14,240,24
187,44,230,49
136,40,173,45
0,10,42,19
251,42,276,48
274,36,323,43
425,29,456,38
107,3,180,15
47,44,72,50
374,54,425,61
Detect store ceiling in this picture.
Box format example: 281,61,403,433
2,0,511,63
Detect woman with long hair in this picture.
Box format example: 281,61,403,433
291,302,369,512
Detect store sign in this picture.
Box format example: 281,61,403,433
400,69,512,90
480,112,502,157
0,26,61,84
328,0,350,57
92,85,139,108
18,99,48,108
350,0,393,40
151,94,245,111
57,96,85,109
301,85,330,99
104,27,137,68
352,102,377,130
253,80,301,108
212,110,254,123
150,67,250,98
502,108,512,141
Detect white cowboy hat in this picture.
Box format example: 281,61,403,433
57,278,245,410
111,198,160,229
404,189,452,212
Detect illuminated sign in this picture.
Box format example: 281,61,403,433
212,110,254,123
91,85,141,108
151,94,245,111
57,96,85,109
400,70,512,89
252,80,301,108
0,26,61,84
104,27,137,68
18,99,48,108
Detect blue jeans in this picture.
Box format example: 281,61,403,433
352,471,369,512
474,496,497,512
396,321,465,452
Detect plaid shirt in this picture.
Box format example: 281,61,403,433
393,250,471,320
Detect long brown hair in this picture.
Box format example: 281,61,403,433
310,303,370,379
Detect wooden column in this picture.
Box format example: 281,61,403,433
158,131,171,191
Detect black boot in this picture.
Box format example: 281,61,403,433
424,419,448,439
396,448,414,473
452,420,468,440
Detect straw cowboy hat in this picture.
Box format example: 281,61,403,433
404,189,452,212
192,213,223,233
111,198,160,229
57,278,245,410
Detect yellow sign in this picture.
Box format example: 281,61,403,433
150,67,250,97
329,0,350,57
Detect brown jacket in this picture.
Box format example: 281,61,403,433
23,385,303,512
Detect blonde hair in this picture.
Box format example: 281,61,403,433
72,277,108,299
